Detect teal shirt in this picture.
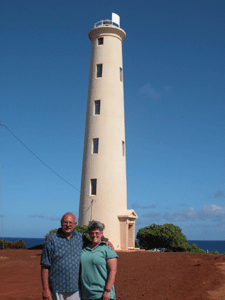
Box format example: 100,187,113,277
80,242,118,299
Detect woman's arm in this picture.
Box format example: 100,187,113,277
103,258,117,300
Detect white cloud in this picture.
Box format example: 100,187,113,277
209,190,225,199
214,191,225,198
140,84,161,100
137,212,161,225
29,214,60,221
178,203,189,207
137,204,225,225
29,214,45,219
164,207,197,222
140,83,172,100
131,202,156,209
204,204,223,212
164,204,225,222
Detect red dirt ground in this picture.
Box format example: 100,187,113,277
1,249,225,299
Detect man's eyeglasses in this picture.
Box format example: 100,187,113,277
62,221,76,225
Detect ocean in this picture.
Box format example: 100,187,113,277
188,240,225,254
1,237,45,249
1,237,225,253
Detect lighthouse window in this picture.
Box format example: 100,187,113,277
91,179,97,195
120,67,123,82
93,138,99,153
122,141,125,156
94,100,101,115
97,64,103,77
98,37,103,45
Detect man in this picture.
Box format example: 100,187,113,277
41,212,113,300
41,213,85,300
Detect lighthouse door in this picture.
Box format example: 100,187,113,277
128,223,134,248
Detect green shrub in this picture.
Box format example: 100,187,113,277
75,225,90,240
0,239,27,249
210,250,220,255
45,225,90,241
135,240,140,248
137,223,190,252
45,229,57,240
187,243,206,253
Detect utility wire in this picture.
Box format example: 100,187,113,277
0,164,5,257
0,121,95,219
0,122,80,192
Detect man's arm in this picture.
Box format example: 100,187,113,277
82,233,115,250
41,267,52,300
102,236,114,250
82,234,91,247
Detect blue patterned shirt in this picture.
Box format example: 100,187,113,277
41,229,88,293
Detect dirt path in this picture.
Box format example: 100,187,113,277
0,250,225,299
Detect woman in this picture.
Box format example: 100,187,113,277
80,221,118,300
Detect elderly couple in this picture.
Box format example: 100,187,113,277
41,213,117,300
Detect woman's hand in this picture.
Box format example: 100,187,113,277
102,290,111,300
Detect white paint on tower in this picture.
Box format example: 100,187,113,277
79,14,137,250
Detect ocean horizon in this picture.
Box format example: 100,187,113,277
188,240,225,254
1,237,45,249
1,237,225,253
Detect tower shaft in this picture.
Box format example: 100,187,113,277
79,16,137,250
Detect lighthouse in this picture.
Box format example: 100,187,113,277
79,13,137,250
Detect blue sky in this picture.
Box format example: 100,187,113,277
1,0,224,240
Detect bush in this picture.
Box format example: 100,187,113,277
187,243,206,253
45,225,90,241
0,239,27,249
210,250,220,255
137,223,190,252
135,240,140,248
75,225,90,240
45,229,57,240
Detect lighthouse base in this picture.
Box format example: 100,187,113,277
118,209,138,250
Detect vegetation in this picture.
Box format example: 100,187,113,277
210,250,220,255
137,223,190,252
0,239,27,249
75,225,90,240
45,225,90,240
187,243,206,253
136,223,206,253
45,229,57,240
135,240,140,248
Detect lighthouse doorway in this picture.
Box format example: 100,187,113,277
128,223,134,248
118,210,138,250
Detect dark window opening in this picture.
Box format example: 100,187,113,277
98,37,103,45
122,141,125,156
120,67,123,82
95,100,100,115
93,138,99,154
97,64,103,77
91,179,97,195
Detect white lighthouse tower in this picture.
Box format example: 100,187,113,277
79,13,137,250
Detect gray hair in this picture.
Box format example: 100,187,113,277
88,220,105,232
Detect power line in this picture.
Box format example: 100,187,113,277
1,121,96,219
0,164,6,257
0,122,80,192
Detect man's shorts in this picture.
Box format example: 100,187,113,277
52,291,80,300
